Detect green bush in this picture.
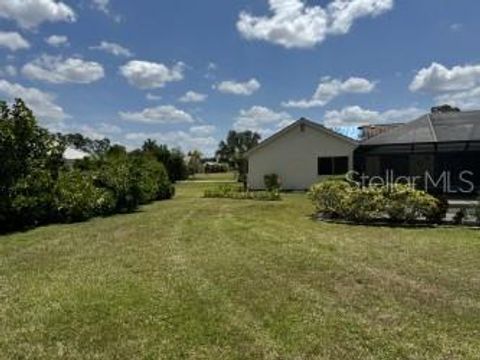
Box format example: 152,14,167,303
264,173,281,191
308,180,353,219
54,170,115,223
309,181,441,224
383,184,439,223
204,185,281,201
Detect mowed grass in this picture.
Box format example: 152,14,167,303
1,182,480,359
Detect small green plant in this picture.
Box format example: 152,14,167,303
453,209,466,225
264,173,281,191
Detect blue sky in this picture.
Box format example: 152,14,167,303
1,0,479,155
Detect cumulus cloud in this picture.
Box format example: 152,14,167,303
234,106,294,137
119,105,195,124
283,76,375,108
0,0,76,29
0,31,30,51
189,125,216,136
124,128,217,155
90,41,133,57
237,0,394,48
120,60,185,89
179,91,208,103
323,105,424,127
0,65,17,77
410,62,480,93
410,62,480,110
146,93,162,101
0,79,68,122
215,78,260,96
22,55,105,84
45,34,69,47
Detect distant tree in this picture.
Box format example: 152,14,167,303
141,139,188,182
61,133,111,156
216,130,261,184
431,104,461,114
187,150,203,175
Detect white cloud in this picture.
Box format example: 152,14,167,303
0,31,30,51
0,79,68,122
215,78,260,96
0,65,17,77
45,34,69,47
435,87,480,110
234,105,293,137
450,23,463,32
179,91,208,103
92,0,109,12
124,129,217,155
146,93,162,101
22,55,105,84
120,60,185,89
90,41,133,57
0,0,76,29
237,0,393,49
283,76,375,108
410,62,480,93
189,125,216,136
119,105,195,124
410,62,480,110
323,105,424,127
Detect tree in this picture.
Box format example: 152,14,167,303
141,139,188,182
61,133,111,156
187,150,203,175
0,99,65,230
431,104,461,113
216,130,261,183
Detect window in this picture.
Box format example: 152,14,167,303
317,156,349,175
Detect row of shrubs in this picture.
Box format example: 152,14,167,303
0,99,174,233
204,184,281,201
309,180,448,224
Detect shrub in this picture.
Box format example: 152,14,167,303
204,185,281,201
344,187,385,223
308,180,353,219
309,181,441,224
264,173,281,191
54,170,115,222
426,195,449,224
383,184,439,223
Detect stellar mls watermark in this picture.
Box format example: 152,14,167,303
345,170,475,193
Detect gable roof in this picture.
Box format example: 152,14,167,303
361,110,480,146
246,118,358,157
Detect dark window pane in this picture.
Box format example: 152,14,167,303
318,157,333,175
333,157,349,174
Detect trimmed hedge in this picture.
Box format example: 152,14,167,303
204,184,281,201
309,181,444,224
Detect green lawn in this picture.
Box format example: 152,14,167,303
1,182,480,359
187,171,237,181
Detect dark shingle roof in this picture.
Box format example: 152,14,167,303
361,111,480,145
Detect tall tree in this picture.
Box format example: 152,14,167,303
187,150,203,175
141,139,188,182
216,130,261,184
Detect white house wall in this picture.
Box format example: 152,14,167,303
247,124,356,190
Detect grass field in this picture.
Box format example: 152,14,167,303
187,172,237,181
1,181,480,359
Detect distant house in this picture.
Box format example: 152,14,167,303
354,110,480,193
246,118,358,190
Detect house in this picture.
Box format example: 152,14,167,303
246,118,358,190
354,110,480,193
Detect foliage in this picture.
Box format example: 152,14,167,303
204,184,281,201
0,99,65,231
61,133,111,156
383,184,439,223
426,195,449,224
142,139,188,182
187,150,204,175
204,162,229,173
264,173,281,191
0,99,174,233
309,181,441,224
54,170,115,222
216,130,261,185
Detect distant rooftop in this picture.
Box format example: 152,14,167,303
362,110,480,146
